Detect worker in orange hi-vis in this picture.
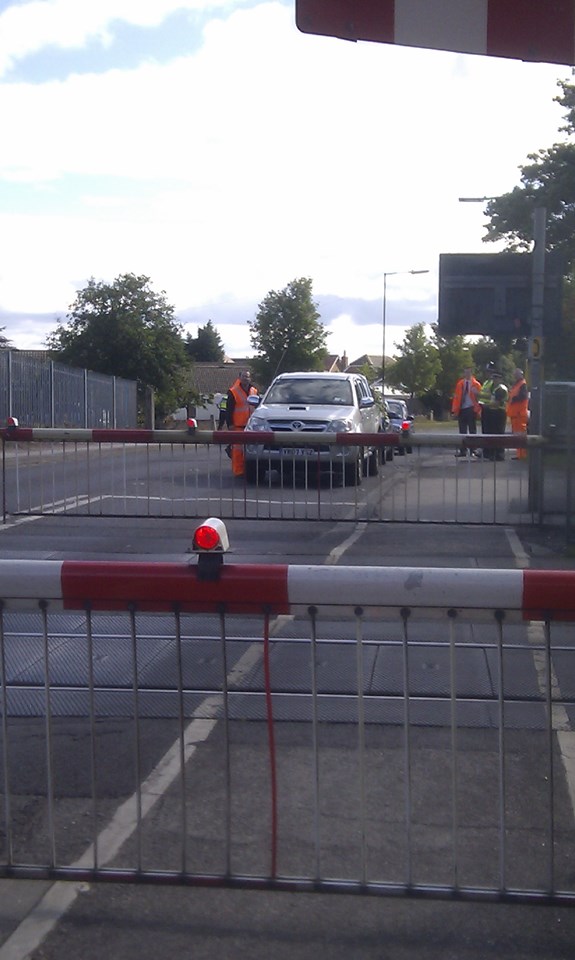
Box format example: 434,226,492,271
225,369,258,477
507,367,529,460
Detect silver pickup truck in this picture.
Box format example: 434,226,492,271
243,371,382,485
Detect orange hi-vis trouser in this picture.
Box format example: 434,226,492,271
231,426,246,476
510,415,528,458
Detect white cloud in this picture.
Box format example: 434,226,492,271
0,1,570,358
0,0,253,76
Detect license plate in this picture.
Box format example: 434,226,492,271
280,448,306,457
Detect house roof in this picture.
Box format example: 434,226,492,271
345,354,386,373
188,362,244,397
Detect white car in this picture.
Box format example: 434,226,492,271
243,371,382,484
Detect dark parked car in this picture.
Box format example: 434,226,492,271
383,398,414,455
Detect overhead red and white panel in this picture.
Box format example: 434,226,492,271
296,0,575,66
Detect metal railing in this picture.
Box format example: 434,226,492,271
1,557,575,904
0,352,137,428
0,426,552,526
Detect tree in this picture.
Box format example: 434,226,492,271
484,80,575,262
0,327,12,349
185,320,225,362
46,273,188,418
248,278,328,386
483,79,575,378
385,324,441,399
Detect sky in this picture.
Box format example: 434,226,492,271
0,0,572,363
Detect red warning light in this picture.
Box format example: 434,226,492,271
194,524,220,551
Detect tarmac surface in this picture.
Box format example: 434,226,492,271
0,501,574,959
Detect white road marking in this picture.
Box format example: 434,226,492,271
325,522,367,565
505,527,530,568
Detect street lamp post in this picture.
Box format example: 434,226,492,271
381,270,429,390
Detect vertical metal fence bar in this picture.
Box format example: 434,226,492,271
84,443,91,515
0,603,13,865
453,450,460,523
145,445,152,518
173,608,187,875
544,618,556,895
218,610,232,877
491,460,498,524
40,602,57,867
121,444,128,516
401,608,413,886
495,612,507,892
355,609,368,885
129,605,143,871
309,607,321,882
448,611,460,888
85,606,99,870
169,443,177,518
262,611,278,878
13,444,21,515
2,439,6,523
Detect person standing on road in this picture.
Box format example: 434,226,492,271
451,366,481,457
225,369,258,477
478,367,508,461
217,393,228,430
507,367,529,460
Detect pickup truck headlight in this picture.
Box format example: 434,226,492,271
245,416,269,432
325,418,354,432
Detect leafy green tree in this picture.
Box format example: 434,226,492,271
483,79,575,378
248,278,328,386
484,80,575,261
430,327,475,414
185,319,225,362
385,323,441,399
46,273,188,418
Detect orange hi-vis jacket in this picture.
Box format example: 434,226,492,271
451,376,482,418
229,380,257,428
506,378,528,421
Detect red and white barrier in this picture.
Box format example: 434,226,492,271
0,559,574,622
296,0,575,66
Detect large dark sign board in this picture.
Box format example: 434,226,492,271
438,253,564,338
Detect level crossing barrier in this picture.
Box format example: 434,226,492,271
1,551,575,905
0,425,546,526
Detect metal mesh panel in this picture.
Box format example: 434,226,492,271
53,362,86,428
87,371,115,428
9,354,52,427
0,352,137,428
1,597,574,904
114,377,138,428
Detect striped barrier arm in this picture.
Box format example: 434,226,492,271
0,560,573,622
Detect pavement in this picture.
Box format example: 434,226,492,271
0,505,575,958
